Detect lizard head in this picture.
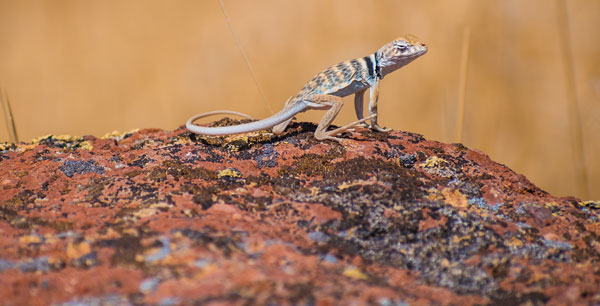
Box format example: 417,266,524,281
376,35,428,78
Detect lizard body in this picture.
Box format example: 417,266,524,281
186,35,427,141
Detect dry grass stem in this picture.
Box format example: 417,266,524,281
456,27,471,143
1,88,19,143
218,0,273,114
557,0,589,199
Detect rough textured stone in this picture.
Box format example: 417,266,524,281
0,120,598,305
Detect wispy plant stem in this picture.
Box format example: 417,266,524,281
557,0,589,199
217,0,273,114
1,88,19,143
456,27,471,143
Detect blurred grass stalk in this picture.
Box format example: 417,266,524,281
456,27,471,143
217,0,273,114
1,88,19,143
557,0,589,199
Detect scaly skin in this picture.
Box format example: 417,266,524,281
187,36,428,142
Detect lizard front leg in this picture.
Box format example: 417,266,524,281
354,88,367,121
368,79,390,132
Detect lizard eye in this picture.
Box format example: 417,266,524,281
394,41,408,52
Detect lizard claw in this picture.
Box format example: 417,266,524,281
370,124,390,132
327,136,345,143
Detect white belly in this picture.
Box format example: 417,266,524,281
329,80,369,97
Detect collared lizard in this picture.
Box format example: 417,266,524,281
186,35,427,142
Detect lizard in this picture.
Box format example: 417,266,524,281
186,35,428,142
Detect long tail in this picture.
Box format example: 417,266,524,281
186,110,254,121
186,102,305,136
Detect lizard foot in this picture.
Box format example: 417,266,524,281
315,135,345,143
372,125,391,132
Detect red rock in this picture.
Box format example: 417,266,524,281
0,121,598,305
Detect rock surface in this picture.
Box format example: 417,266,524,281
0,120,599,305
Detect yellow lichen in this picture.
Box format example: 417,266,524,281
26,134,93,150
30,134,54,143
79,141,93,150
0,142,16,151
425,187,444,202
343,267,367,280
579,201,600,210
442,188,468,209
67,241,92,259
123,228,140,237
218,168,242,178
420,156,455,178
101,129,140,141
309,186,320,196
337,178,377,191
133,207,158,218
19,234,42,245
421,156,449,169
54,134,79,142
151,202,172,210
505,237,524,248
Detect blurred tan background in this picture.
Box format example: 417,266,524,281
0,0,598,200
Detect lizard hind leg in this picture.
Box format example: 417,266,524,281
308,94,375,142
326,114,376,138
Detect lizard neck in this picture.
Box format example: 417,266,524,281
372,52,383,80
364,53,382,83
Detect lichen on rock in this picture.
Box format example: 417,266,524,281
0,121,598,305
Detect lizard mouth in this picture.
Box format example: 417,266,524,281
415,44,428,55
